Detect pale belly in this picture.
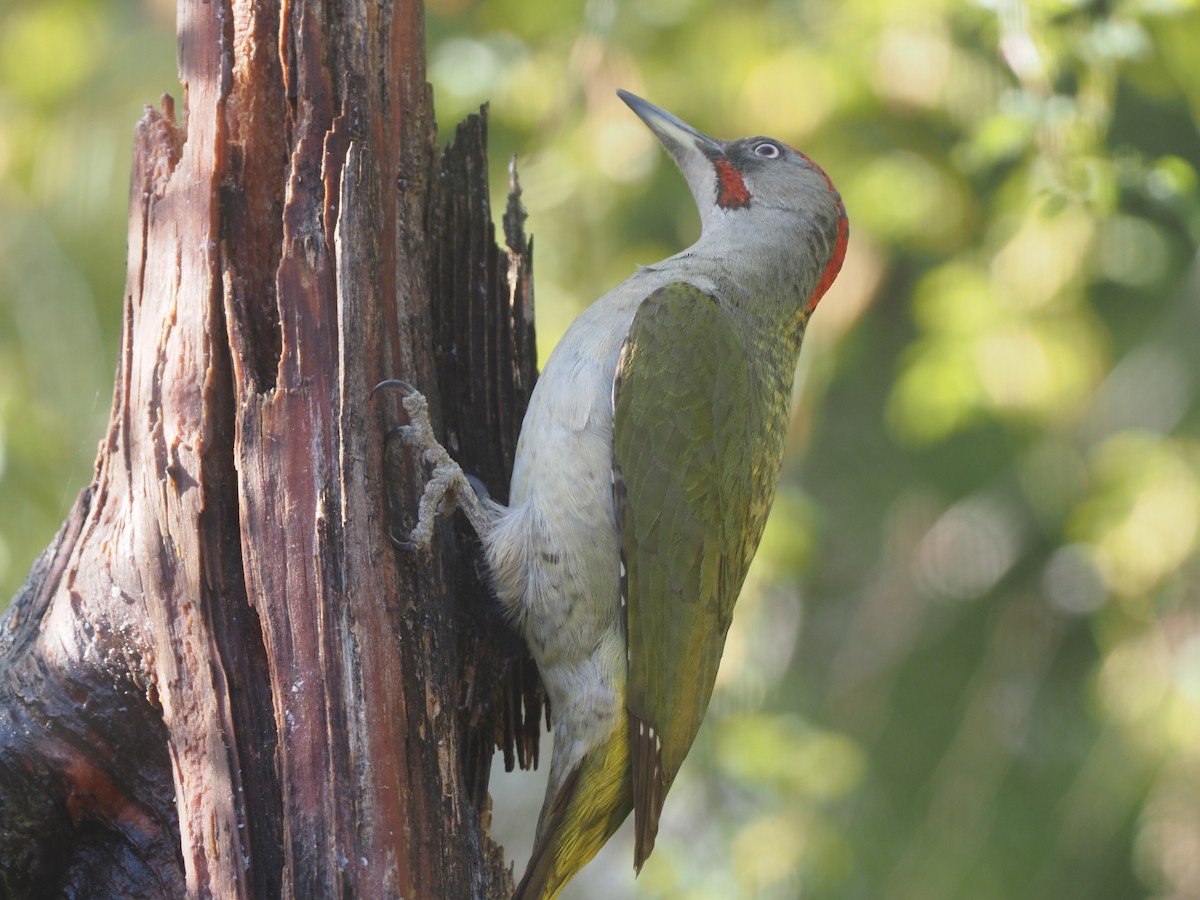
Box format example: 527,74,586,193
485,342,627,712
480,262,719,773
480,291,640,760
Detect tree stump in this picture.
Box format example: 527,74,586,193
0,2,544,897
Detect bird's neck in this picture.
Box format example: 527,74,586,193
683,209,819,349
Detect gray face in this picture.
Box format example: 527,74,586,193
717,136,844,221
618,90,848,310
620,90,844,227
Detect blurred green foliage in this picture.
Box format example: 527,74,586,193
3,0,1199,897
0,0,176,597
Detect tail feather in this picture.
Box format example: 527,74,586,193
513,730,632,900
630,714,666,871
513,764,581,900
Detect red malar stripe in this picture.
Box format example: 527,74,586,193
713,158,752,209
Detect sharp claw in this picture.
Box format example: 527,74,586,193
389,533,419,552
372,378,417,399
466,474,492,503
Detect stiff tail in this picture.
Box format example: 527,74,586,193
630,714,667,871
513,729,632,900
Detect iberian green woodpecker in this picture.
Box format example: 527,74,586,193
380,90,848,899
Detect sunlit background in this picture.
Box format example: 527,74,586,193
3,0,1199,897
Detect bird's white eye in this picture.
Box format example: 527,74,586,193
753,142,781,159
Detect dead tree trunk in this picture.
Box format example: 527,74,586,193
0,1,543,897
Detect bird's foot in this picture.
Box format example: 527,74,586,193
373,379,494,551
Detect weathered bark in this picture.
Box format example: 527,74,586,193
0,2,543,898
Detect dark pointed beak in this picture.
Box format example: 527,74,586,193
618,90,725,218
617,90,721,162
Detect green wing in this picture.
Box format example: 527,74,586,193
612,282,775,869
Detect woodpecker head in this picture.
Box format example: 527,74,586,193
618,89,848,313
